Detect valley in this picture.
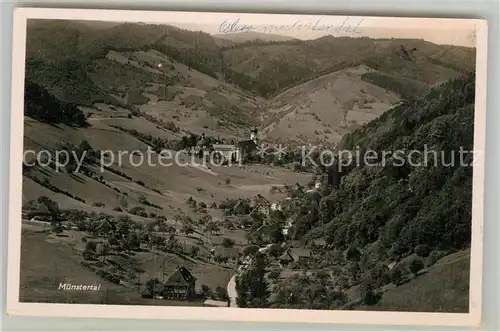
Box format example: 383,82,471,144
20,19,476,312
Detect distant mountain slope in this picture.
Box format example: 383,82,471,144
221,36,475,97
25,20,262,134
214,31,297,44
260,65,401,145
25,20,476,145
26,20,475,102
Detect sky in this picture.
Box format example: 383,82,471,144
72,10,478,47
142,12,478,47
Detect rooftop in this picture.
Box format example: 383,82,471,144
164,267,196,286
213,144,238,151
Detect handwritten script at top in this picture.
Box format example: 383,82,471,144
219,16,364,35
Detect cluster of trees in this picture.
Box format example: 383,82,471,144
24,80,89,127
68,210,187,258
200,284,229,301
220,39,304,52
53,139,99,173
236,252,270,308
285,73,475,256
138,195,163,210
24,196,63,233
153,41,219,79
360,72,429,101
141,113,180,133
23,174,87,203
272,271,348,309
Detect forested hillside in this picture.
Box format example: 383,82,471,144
290,72,475,260
222,37,475,97
26,20,475,103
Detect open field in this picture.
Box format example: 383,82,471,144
20,224,231,306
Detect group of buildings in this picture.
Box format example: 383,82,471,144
194,129,259,165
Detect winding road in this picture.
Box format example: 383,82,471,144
227,275,237,308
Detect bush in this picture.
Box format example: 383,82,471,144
129,206,148,217
215,286,229,301
409,259,424,275
200,284,212,297
428,250,446,266
83,250,94,261
113,207,123,212
85,241,97,252
221,238,235,248
390,266,404,285
191,245,200,258
242,245,259,256
225,178,231,185
92,202,105,208
346,246,361,262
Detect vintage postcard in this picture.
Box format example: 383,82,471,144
7,7,487,327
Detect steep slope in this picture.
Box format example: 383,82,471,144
222,36,475,97
260,65,401,145
26,20,263,137
305,72,475,254
23,115,312,221
27,20,475,104
355,250,470,312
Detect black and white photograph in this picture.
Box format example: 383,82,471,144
7,8,487,326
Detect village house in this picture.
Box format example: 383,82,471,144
232,200,251,215
235,128,259,161
212,144,242,164
271,202,283,212
279,248,311,268
221,218,236,230
95,218,116,236
213,246,241,263
281,218,295,236
251,194,271,215
222,215,254,229
163,267,196,300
